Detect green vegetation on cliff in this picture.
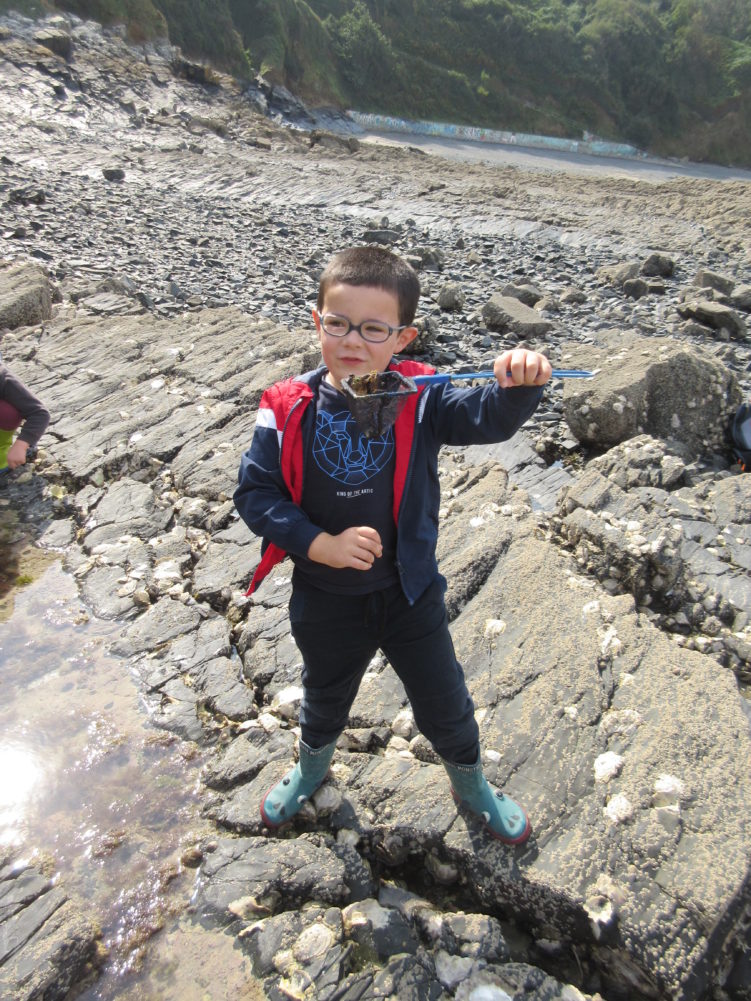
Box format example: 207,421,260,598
231,0,751,166
3,0,749,166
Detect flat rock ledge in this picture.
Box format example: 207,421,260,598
0,852,101,1001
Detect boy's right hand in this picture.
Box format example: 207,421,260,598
308,526,382,570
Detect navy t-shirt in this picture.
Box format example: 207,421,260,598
291,378,399,594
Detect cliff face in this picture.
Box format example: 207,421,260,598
6,0,751,167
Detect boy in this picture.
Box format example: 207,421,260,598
234,246,551,845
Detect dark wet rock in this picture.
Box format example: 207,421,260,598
561,330,741,453
203,726,294,790
0,856,101,1001
82,477,172,549
0,259,52,329
343,897,421,957
501,281,544,307
192,517,259,608
623,277,649,299
130,611,255,736
330,953,447,1001
194,835,353,919
112,595,204,657
552,436,751,671
640,253,674,278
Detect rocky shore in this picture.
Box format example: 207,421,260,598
1,12,751,1001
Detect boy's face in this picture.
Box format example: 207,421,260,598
313,283,417,390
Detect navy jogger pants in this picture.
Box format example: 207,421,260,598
289,575,479,764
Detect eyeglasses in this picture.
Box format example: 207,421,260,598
316,311,406,344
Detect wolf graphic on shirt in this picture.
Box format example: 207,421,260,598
312,409,394,487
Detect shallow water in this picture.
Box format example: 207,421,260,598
1,557,262,999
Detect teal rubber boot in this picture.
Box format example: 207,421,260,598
260,738,337,828
443,754,531,845
0,430,12,473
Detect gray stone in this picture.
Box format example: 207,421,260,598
437,282,465,311
596,261,640,287
729,283,751,312
33,28,72,60
501,281,543,306
481,295,554,337
0,260,52,330
361,228,401,245
641,253,674,277
560,329,742,453
693,268,735,295
676,298,747,339
0,859,100,1001
410,246,446,271
623,277,649,299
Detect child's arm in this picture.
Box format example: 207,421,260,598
0,364,50,453
430,348,551,447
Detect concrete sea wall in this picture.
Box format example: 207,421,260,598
347,110,645,161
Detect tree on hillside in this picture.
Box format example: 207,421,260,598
155,0,249,74
327,1,401,102
579,0,678,143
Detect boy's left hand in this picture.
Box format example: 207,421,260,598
494,349,552,389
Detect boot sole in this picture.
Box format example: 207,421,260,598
451,789,531,845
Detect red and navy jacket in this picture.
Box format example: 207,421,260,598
234,360,542,605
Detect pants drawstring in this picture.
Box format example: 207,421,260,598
364,589,387,633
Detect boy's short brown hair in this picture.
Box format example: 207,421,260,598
317,246,420,326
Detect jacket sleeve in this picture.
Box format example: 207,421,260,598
0,364,50,446
430,381,543,446
233,393,322,560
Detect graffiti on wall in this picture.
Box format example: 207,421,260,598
346,111,644,161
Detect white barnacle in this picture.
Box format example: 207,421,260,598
598,625,622,656
653,773,684,811
604,794,634,823
484,618,507,640
594,752,624,783
584,894,614,940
